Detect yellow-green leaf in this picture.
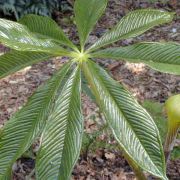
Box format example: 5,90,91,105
0,18,68,54
74,0,107,48
89,9,174,51
36,66,83,180
82,60,167,179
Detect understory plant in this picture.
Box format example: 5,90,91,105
0,0,63,19
0,0,179,179
164,94,180,162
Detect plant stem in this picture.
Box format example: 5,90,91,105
125,154,146,180
25,169,35,180
120,148,146,180
164,125,179,163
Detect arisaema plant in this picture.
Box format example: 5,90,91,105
0,0,179,179
164,94,180,162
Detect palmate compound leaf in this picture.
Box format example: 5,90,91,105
36,66,83,180
91,42,180,75
0,18,69,55
82,60,167,179
19,15,77,50
0,62,72,178
88,9,174,51
0,51,52,79
74,0,107,48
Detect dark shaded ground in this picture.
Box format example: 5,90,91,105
0,0,180,179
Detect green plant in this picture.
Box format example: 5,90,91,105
143,100,180,161
147,0,169,4
0,0,179,179
81,100,180,162
171,146,180,160
164,94,180,162
0,0,63,19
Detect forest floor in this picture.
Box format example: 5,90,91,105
0,0,180,179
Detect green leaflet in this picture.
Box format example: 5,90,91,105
36,66,83,180
0,18,68,54
19,15,76,50
74,0,107,48
0,62,72,178
91,42,180,64
89,9,174,51
82,60,167,179
146,62,180,75
91,42,180,75
0,51,52,79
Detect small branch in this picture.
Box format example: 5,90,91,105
25,168,35,180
